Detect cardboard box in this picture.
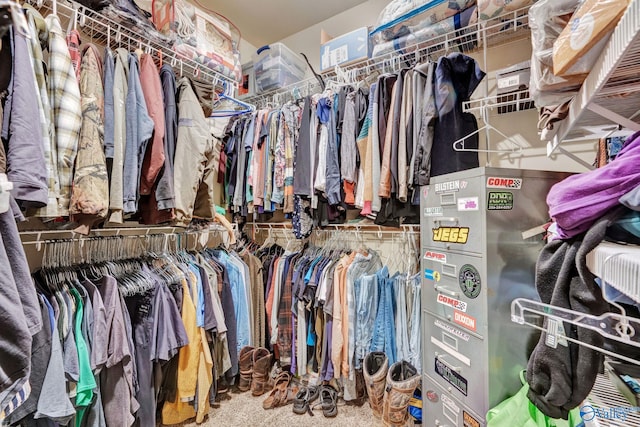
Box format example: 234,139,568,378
553,0,631,76
320,27,371,72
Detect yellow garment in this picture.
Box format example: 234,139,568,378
162,276,198,424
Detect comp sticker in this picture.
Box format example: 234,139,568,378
459,264,481,299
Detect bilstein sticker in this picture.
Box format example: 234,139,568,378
435,358,468,396
459,264,481,299
453,310,476,332
437,294,467,312
457,197,479,211
434,319,470,341
435,180,467,194
424,250,447,263
424,207,444,217
424,269,441,282
487,177,522,189
488,191,514,210
432,227,469,244
463,411,481,427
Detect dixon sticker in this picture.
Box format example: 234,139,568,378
486,177,522,189
453,310,476,332
437,294,467,312
424,250,447,263
432,227,469,244
488,191,514,210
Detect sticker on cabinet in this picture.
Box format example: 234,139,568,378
437,294,468,312
435,358,468,396
488,191,514,210
457,197,479,211
486,177,522,189
453,310,476,332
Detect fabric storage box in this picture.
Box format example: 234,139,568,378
371,6,477,58
477,0,536,21
496,60,535,113
370,0,476,43
320,27,371,72
253,43,306,93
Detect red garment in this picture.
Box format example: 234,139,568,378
66,29,81,81
138,53,166,195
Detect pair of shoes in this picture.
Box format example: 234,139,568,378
263,371,298,409
306,384,338,418
363,352,420,427
292,385,320,415
238,346,272,396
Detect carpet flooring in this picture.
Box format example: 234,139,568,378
166,388,378,427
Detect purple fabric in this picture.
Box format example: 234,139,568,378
548,130,640,239
291,313,296,374
322,319,334,381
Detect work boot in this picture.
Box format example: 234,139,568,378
363,352,389,418
382,361,421,427
251,347,272,396
238,346,255,392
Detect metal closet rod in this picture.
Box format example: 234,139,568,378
248,222,419,235
19,225,227,245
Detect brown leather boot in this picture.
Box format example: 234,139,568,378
238,346,255,392
251,347,272,396
363,352,389,418
382,361,420,427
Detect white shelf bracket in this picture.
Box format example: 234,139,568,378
588,102,640,132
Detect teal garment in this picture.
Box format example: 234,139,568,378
70,288,96,427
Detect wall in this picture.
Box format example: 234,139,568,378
238,37,257,65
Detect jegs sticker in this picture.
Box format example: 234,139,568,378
437,294,467,312
487,177,522,189
432,227,469,244
424,250,447,263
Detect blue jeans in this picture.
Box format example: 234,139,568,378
354,272,379,369
370,267,397,364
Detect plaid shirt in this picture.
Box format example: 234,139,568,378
25,8,58,217
47,15,81,215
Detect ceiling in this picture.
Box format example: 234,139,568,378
200,0,368,47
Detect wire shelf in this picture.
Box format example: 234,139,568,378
32,0,238,89
546,0,640,152
464,89,535,115
243,5,532,106
587,373,640,427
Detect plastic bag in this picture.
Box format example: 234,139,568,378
486,371,583,427
477,0,536,21
528,0,585,107
370,0,476,44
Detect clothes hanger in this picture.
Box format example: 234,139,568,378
453,122,526,153
210,80,256,118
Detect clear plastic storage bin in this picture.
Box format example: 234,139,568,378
253,43,306,93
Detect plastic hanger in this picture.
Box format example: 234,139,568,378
453,122,525,153
210,80,256,118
